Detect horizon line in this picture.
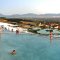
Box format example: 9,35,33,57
1,13,60,15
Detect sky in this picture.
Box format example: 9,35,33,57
0,0,60,15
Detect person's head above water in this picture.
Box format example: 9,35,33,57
13,50,15,52
10,50,16,55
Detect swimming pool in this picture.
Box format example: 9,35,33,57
0,30,60,60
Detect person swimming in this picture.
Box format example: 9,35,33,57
10,50,16,55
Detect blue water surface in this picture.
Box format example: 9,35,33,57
0,30,60,60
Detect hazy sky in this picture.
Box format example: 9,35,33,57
0,0,60,15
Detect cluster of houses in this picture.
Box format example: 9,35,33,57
0,18,60,31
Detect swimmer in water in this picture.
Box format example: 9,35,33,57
10,50,16,55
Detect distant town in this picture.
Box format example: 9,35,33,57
0,17,60,30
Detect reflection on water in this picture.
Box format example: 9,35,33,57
0,30,60,60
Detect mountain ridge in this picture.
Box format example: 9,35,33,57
0,13,60,18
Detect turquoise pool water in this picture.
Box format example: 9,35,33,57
0,30,60,60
